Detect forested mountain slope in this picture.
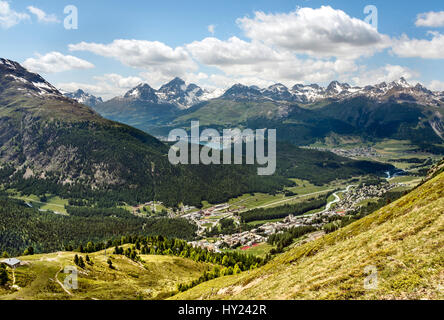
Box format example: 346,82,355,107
0,58,393,207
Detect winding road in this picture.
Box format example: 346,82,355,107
322,184,356,213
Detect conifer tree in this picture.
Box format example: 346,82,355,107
78,256,85,268
0,264,8,286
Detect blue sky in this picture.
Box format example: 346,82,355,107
1,0,444,99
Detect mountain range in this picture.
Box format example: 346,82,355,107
63,89,103,107
221,78,444,107
0,58,286,207
0,58,394,208
66,76,444,109
82,74,444,149
94,77,219,110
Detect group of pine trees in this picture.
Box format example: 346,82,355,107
177,264,244,293
73,254,85,268
64,234,263,272
110,235,264,271
73,254,93,268
0,197,197,256
0,251,10,286
63,234,262,292
267,225,318,253
0,264,8,286
113,246,140,261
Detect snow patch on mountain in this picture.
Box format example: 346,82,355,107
1,58,61,98
220,78,444,107
64,89,104,107
119,77,223,109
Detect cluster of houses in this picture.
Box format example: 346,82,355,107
304,146,381,159
220,231,265,248
188,181,403,251
189,230,266,253
189,239,222,253
333,182,397,211
182,203,236,236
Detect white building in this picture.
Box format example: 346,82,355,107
1,258,21,268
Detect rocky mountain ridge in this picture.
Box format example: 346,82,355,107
221,77,444,107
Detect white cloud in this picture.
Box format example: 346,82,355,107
428,80,444,91
351,65,419,87
0,1,29,28
27,6,59,23
187,36,285,66
69,39,198,81
186,36,357,88
66,7,395,92
207,74,275,89
416,11,444,27
236,6,390,59
94,73,143,90
60,6,442,92
23,52,94,74
208,24,215,35
58,82,105,96
392,32,444,59
58,73,144,100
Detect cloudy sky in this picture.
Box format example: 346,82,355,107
1,0,444,99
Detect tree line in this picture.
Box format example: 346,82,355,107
63,234,264,293
0,198,197,256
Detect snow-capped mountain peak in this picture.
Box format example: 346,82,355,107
326,81,352,96
119,78,214,109
157,77,203,109
267,83,289,93
0,58,61,98
159,77,187,92
219,78,443,107
123,83,158,103
222,84,262,100
392,77,411,88
64,89,103,107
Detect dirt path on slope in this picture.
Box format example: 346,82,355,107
55,267,72,296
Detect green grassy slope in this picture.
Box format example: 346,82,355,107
172,171,444,300
0,248,211,300
173,99,287,126
93,98,179,132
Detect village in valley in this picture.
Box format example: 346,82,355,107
181,180,405,254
